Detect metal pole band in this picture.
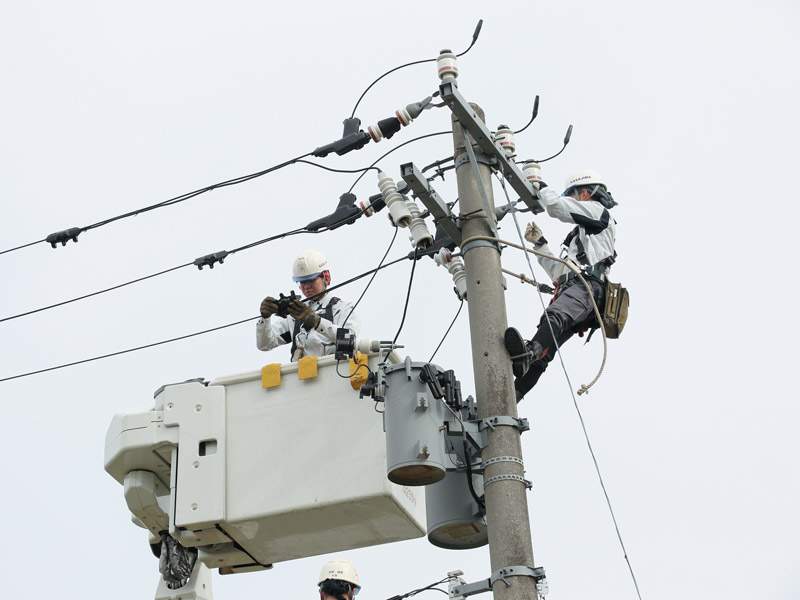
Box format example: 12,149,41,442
490,566,546,588
454,152,497,169
479,416,530,433
460,239,500,255
481,455,524,468
483,473,532,489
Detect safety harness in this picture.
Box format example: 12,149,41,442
556,226,617,287
289,296,341,357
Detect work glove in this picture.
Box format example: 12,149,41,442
260,296,279,319
288,300,321,330
524,222,547,246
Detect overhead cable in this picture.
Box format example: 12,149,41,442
391,248,420,346
0,252,412,384
349,20,483,119
428,298,464,362
0,151,313,256
347,131,451,194
1,168,404,325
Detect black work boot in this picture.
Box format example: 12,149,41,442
504,327,531,377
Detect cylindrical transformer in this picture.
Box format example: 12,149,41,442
383,358,447,486
426,469,488,549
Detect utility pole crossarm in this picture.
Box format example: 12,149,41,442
439,81,544,215
400,162,463,245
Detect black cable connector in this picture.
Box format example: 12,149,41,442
306,193,362,232
45,227,82,248
312,118,372,157
193,251,229,270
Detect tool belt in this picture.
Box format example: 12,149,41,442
556,267,630,340
601,279,629,339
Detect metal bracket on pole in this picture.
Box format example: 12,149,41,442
483,473,532,490
451,566,546,598
400,162,462,245
479,416,530,434
454,153,497,169
481,455,523,468
439,80,544,215
460,239,500,256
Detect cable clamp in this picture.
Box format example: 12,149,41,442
193,250,230,270
479,416,529,434
45,227,82,248
483,473,531,489
451,566,546,598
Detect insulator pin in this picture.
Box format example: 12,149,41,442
522,162,543,190
437,49,458,83
494,125,515,157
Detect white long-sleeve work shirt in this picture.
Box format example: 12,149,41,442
255,294,360,361
534,187,617,282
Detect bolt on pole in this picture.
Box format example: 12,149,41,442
451,105,538,600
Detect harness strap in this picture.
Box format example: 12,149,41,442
290,297,340,357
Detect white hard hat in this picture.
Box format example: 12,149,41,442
318,559,360,588
292,249,329,282
563,169,606,194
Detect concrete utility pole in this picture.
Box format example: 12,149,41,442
452,107,538,600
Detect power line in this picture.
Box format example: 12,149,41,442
0,253,412,384
1,126,452,324
429,298,464,362
391,248,419,346
349,20,483,119
0,317,258,383
0,151,313,256
347,131,451,194
0,227,308,324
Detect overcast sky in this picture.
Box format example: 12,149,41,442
1,1,799,599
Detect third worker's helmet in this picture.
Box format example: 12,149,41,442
318,559,361,589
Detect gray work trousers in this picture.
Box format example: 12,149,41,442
515,276,605,398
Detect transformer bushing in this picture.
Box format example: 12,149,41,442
383,357,448,486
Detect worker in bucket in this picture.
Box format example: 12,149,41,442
257,249,360,361
318,559,362,600
505,168,618,401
